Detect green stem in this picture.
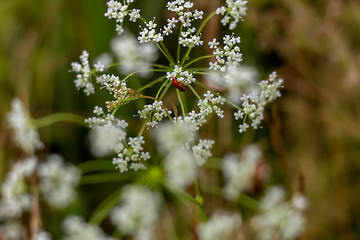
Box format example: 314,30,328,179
157,42,175,65
177,24,183,62
159,81,172,100
33,113,85,128
156,79,171,99
80,172,138,185
183,55,214,68
187,84,201,100
176,89,186,118
89,187,123,225
159,41,175,65
137,76,166,92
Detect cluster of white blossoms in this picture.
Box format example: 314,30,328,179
63,215,114,240
250,186,307,240
0,157,36,218
37,155,80,209
192,139,215,166
138,101,172,128
216,0,248,30
71,51,100,96
222,144,263,200
166,65,196,85
197,211,242,240
166,0,204,47
111,34,158,77
105,0,140,34
112,136,150,172
208,35,243,73
110,185,161,236
234,71,283,133
6,98,43,154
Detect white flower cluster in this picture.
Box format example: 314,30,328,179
37,155,80,209
138,0,204,47
138,101,172,128
0,157,36,218
153,121,196,188
222,144,262,200
6,98,43,154
112,136,150,172
208,35,243,73
138,18,164,43
63,215,114,240
197,211,242,240
193,139,215,166
96,74,121,92
216,0,248,30
250,186,307,240
234,72,283,133
111,34,158,77
166,0,204,47
85,111,128,130
71,50,97,96
166,65,196,85
105,0,140,34
174,91,225,132
110,185,161,235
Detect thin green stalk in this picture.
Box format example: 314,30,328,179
157,42,175,65
183,55,214,68
89,187,123,225
176,89,186,118
159,41,175,65
177,24,183,62
33,113,86,128
137,121,148,137
159,81,172,100
136,76,166,92
187,84,201,100
156,79,171,99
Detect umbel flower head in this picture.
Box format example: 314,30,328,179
6,98,43,154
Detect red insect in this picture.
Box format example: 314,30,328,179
172,77,186,92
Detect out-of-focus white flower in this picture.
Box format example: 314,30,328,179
95,53,113,71
164,148,196,189
224,65,259,104
153,121,194,154
89,124,127,157
250,186,307,240
111,34,158,77
110,185,161,235
0,157,37,218
197,211,242,240
0,220,23,240
34,230,52,240
222,145,263,200
62,215,114,240
37,155,80,209
6,98,43,154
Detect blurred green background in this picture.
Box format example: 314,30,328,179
1,0,360,239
